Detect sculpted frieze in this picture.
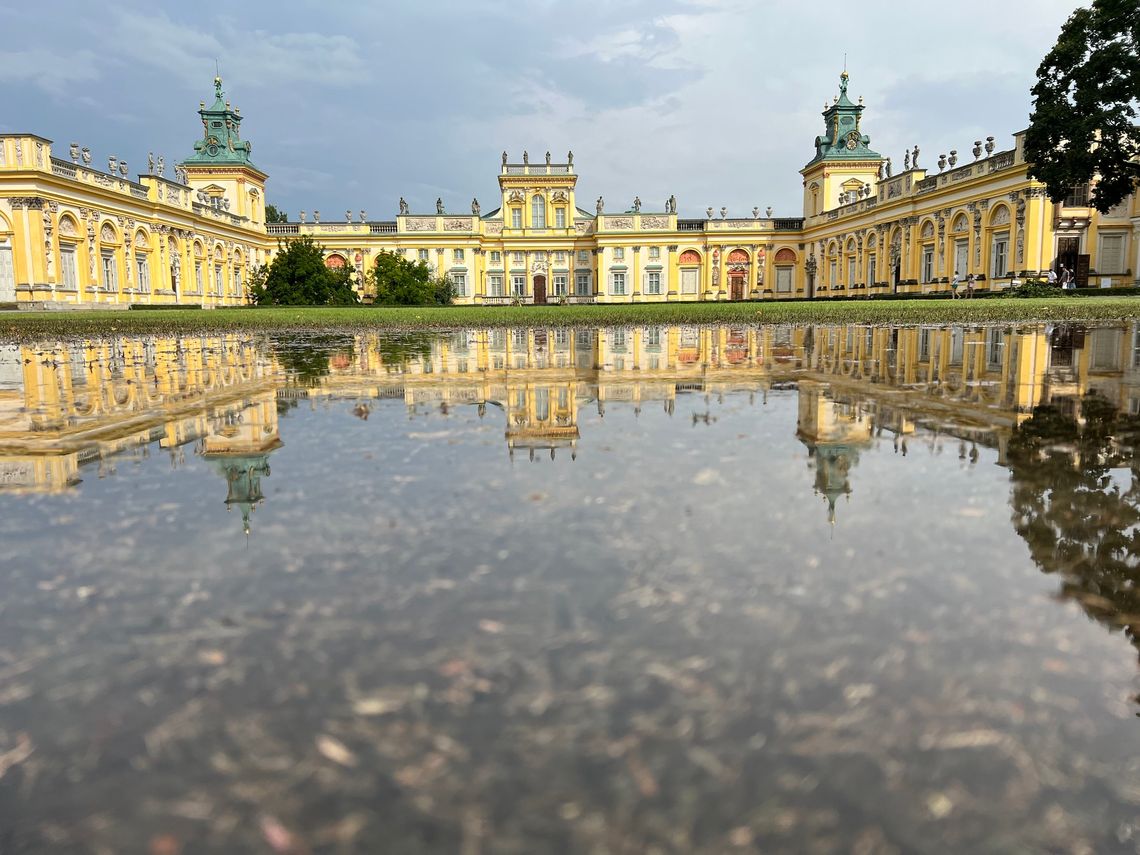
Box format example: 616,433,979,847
605,217,633,230
640,215,669,229
405,217,437,231
484,221,503,235
443,218,472,231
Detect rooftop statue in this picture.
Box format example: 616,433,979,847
399,197,409,215
436,197,444,214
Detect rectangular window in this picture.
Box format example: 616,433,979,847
920,328,931,360
681,268,698,294
613,247,624,261
921,247,934,283
490,330,505,350
512,252,524,265
848,257,857,285
992,234,1009,278
577,250,589,262
645,328,662,350
488,274,504,297
611,271,627,295
511,274,526,297
611,330,627,352
829,260,837,286
531,196,546,228
868,257,877,286
554,251,565,264
418,249,429,262
195,263,203,293
1064,183,1089,207
1098,233,1125,273
101,252,117,290
60,246,78,290
986,328,1004,368
954,240,969,278
490,251,502,264
649,246,660,259
233,267,240,296
1132,325,1140,369
214,266,223,295
646,271,662,294
776,266,793,293
1091,329,1121,369
450,271,466,296
552,273,567,296
575,272,591,296
511,208,522,229
453,248,464,262
555,207,566,228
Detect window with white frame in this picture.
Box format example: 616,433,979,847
554,251,565,264
648,246,660,260
848,257,857,286
611,330,627,352
1098,233,1126,273
611,270,627,295
453,248,464,262
646,271,662,294
234,267,242,295
552,273,567,296
511,274,526,297
577,250,589,263
986,328,1004,368
645,327,662,350
532,195,546,228
921,247,934,283
490,250,502,264
194,263,203,293
868,257,877,286
101,251,117,290
214,266,223,294
555,207,566,228
828,260,837,286
613,247,625,261
1091,328,1122,369
511,208,522,228
60,246,78,290
136,256,150,292
991,233,1009,278
0,241,14,299
776,267,793,293
575,272,591,296
418,249,429,262
450,271,467,296
511,251,524,265
488,274,504,297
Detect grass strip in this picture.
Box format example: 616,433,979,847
3,297,1140,340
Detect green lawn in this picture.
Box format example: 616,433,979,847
4,297,1140,340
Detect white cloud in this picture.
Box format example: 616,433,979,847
0,49,101,95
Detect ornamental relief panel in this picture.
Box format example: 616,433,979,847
551,190,568,202
508,190,525,203
484,221,503,235
640,215,669,229
604,217,633,230
443,218,472,231
100,223,116,243
405,217,437,231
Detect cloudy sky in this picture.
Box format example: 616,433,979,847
2,0,1081,220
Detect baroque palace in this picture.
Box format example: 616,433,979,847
1,72,1137,307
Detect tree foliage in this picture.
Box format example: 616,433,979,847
1024,0,1140,213
248,235,359,306
264,203,290,224
369,250,455,306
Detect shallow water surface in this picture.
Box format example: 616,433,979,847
1,322,1139,854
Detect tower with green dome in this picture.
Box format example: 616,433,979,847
800,71,884,218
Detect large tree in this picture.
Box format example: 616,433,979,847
248,235,359,306
264,203,290,224
1024,0,1140,213
369,250,455,306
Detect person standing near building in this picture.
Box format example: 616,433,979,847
966,273,976,298
1047,268,1058,287
951,270,962,299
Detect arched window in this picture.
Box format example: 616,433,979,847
531,195,546,229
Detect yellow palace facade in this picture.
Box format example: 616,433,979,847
1,72,1137,307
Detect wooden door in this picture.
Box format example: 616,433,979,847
533,274,546,304
730,274,744,301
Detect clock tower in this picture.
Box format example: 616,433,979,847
800,71,883,218
178,76,268,226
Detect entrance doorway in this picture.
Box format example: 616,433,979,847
533,274,547,305
729,274,745,301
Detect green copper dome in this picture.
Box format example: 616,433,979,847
180,77,258,169
805,71,881,167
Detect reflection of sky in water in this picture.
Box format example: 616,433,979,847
0,325,1138,853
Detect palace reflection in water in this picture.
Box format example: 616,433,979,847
3,322,1140,852
5,321,1140,518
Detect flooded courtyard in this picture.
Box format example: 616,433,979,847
1,321,1139,854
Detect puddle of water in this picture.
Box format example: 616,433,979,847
0,322,1138,853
